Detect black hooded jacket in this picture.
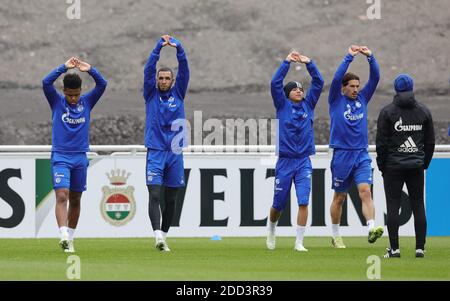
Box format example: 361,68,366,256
376,91,435,172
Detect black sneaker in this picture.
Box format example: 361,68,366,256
415,249,425,258
383,247,400,258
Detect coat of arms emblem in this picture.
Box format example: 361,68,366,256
100,169,136,226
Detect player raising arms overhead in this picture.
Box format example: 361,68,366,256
328,45,383,248
42,57,107,253
266,50,324,252
143,35,189,252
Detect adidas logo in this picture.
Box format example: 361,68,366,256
398,136,418,153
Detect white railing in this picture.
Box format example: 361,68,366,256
0,145,450,154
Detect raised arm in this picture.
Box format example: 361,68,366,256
359,46,380,102
271,52,299,109
42,58,75,107
165,36,190,100
143,37,166,101
375,108,390,174
75,59,107,108
300,55,324,109
329,46,359,104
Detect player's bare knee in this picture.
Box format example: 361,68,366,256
333,193,346,206
55,190,69,203
69,198,81,208
69,191,82,203
358,186,372,201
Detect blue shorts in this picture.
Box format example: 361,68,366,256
331,149,372,192
272,157,312,211
146,149,185,187
51,152,89,192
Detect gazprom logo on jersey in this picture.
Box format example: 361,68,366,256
61,109,86,125
394,117,422,132
344,104,363,121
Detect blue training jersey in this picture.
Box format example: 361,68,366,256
143,38,189,151
42,64,107,152
328,54,380,149
271,60,324,158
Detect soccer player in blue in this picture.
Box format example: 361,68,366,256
42,57,107,253
328,45,383,248
266,50,324,252
143,35,189,252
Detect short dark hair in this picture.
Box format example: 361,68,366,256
157,67,174,78
342,72,360,86
63,73,82,89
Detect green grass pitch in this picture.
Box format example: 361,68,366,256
1,237,449,280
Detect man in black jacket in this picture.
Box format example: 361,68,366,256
376,74,435,258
